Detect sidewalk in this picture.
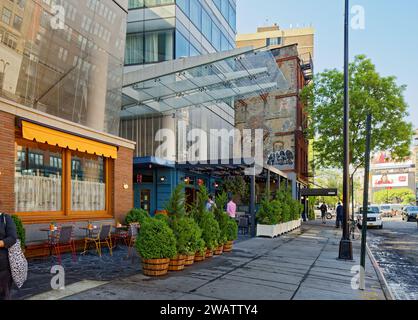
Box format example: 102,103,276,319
29,222,387,300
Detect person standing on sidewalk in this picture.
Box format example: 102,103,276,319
227,197,237,219
336,202,344,229
320,203,328,224
0,212,17,300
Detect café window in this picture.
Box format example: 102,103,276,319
15,142,63,213
71,153,106,212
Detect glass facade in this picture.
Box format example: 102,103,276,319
0,0,127,135
125,0,236,66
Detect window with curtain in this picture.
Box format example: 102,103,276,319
190,0,202,30
144,30,174,63
202,9,211,41
15,142,63,213
125,33,144,65
71,154,106,212
145,32,159,63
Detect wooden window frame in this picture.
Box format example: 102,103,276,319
15,138,114,224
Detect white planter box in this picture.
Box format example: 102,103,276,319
257,220,302,238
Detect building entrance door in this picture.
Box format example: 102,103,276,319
140,190,151,214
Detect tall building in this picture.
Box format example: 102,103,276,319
119,1,291,214
236,24,314,64
124,0,236,70
0,0,135,248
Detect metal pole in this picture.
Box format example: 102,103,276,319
339,0,353,260
266,169,271,198
351,175,355,240
360,113,372,290
250,173,256,237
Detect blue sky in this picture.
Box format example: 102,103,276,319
237,0,418,129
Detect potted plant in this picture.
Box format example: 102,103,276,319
194,238,206,262
125,208,150,225
213,193,230,255
224,218,238,252
11,215,26,251
135,218,177,277
168,217,202,271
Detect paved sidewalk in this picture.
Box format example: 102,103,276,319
29,222,386,300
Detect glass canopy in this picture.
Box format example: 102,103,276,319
121,47,288,119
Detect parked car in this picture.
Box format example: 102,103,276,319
357,206,383,229
380,204,403,217
402,206,418,222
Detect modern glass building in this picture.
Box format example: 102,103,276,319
124,0,236,67
120,0,240,213
0,0,135,249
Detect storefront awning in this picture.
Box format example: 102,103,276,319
22,121,118,159
121,47,289,119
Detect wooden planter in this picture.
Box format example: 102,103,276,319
184,254,195,266
214,245,224,255
223,241,234,253
205,248,214,258
142,258,170,277
194,251,206,262
169,255,186,272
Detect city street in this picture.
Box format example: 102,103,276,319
368,217,418,300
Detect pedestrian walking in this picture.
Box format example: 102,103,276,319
320,203,328,224
0,212,17,300
336,202,344,229
226,197,237,219
206,195,215,212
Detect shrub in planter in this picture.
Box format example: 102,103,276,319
224,218,238,252
136,218,177,276
11,215,25,249
194,238,206,262
257,198,279,225
125,208,150,225
199,211,220,252
214,192,230,248
165,183,186,218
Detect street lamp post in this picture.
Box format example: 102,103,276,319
339,0,354,260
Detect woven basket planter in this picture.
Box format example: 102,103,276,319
223,241,234,253
214,245,224,255
142,258,170,277
169,255,186,272
184,254,195,266
205,248,214,258
194,251,206,262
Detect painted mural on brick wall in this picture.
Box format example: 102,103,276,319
235,95,296,171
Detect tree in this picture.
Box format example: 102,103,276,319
373,188,415,205
301,55,413,170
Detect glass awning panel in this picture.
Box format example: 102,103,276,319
121,47,288,119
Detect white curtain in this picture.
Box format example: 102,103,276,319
145,33,158,63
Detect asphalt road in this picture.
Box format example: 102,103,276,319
367,217,418,300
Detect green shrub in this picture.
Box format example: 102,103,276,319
135,218,177,260
214,192,229,245
11,215,25,248
196,238,206,255
257,198,279,225
199,211,220,250
125,208,150,225
154,213,169,224
226,218,238,241
165,183,186,218
170,217,203,256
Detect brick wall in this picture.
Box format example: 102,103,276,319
0,111,15,214
113,146,133,223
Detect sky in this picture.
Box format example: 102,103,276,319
236,0,418,130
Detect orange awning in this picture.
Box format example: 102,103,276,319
22,121,118,159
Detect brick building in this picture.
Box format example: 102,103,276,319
235,44,312,197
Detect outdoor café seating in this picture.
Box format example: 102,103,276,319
44,225,76,264
83,224,113,257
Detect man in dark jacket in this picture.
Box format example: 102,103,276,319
0,213,17,300
320,203,328,224
336,202,344,229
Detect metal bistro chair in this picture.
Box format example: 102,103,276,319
238,216,250,235
126,223,139,258
83,224,113,257
47,225,76,265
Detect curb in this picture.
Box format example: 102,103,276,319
366,243,396,300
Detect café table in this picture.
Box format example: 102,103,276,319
39,227,58,256
79,226,99,255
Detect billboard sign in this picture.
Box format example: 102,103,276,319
372,174,409,188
